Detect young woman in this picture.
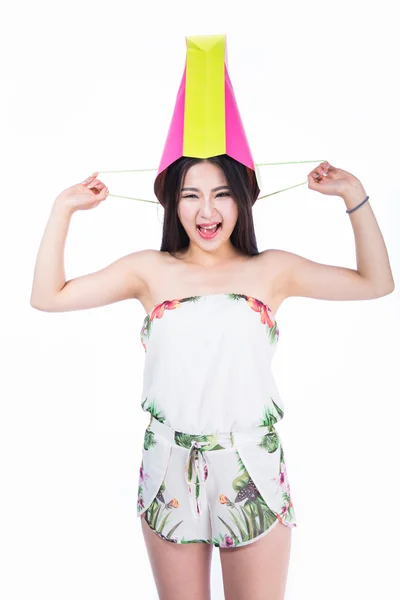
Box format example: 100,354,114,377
30,154,394,600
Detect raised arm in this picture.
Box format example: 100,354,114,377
30,174,150,312
268,165,395,304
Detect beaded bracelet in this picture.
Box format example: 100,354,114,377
346,196,369,214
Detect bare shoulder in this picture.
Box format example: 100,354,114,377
135,249,178,306
257,248,294,288
126,249,161,296
255,247,323,313
129,248,160,270
258,248,294,268
258,247,311,297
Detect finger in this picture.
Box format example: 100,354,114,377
314,166,330,179
90,187,108,202
311,163,330,178
310,171,322,182
98,185,109,198
88,179,105,189
321,161,334,175
307,173,320,188
82,172,98,185
95,187,109,201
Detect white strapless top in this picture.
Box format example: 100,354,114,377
139,292,285,435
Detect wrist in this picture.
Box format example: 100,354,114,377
53,196,76,217
342,182,368,210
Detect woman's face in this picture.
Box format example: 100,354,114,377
177,161,239,250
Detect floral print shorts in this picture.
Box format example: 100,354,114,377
137,415,297,548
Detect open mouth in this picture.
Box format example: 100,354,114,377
197,223,222,238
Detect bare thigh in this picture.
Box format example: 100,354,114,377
141,514,214,600
218,521,292,600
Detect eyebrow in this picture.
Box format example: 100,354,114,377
181,186,230,192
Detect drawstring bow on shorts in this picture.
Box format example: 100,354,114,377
184,440,209,519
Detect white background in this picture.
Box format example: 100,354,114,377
1,0,399,598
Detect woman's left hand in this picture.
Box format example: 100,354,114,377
308,161,364,198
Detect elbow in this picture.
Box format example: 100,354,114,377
30,301,45,311
30,298,51,311
375,282,395,298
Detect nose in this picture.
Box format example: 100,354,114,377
199,198,218,219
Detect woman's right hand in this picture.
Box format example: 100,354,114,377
55,172,109,213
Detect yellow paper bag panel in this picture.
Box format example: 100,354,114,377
183,35,226,159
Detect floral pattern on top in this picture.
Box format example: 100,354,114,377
140,293,279,352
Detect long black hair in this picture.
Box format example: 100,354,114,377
154,154,260,257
